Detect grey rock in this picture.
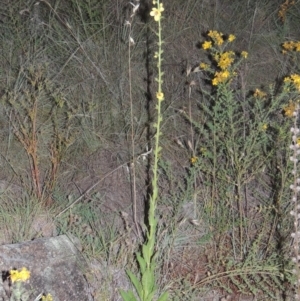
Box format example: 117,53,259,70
0,235,93,301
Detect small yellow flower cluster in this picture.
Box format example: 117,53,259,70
253,88,267,98
42,294,53,301
216,51,235,70
283,101,297,117
207,30,225,46
284,74,300,91
201,30,247,86
228,34,236,42
261,124,268,131
190,156,198,164
241,51,248,58
202,41,212,50
278,0,295,22
199,63,209,70
10,267,30,283
150,2,164,22
202,31,236,49
212,70,230,86
156,91,164,101
282,41,300,53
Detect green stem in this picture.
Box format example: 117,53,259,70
151,14,163,206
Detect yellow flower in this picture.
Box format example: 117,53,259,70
190,156,198,164
283,101,296,117
291,74,300,84
10,267,31,283
208,30,224,45
212,70,230,85
253,88,267,98
199,62,209,70
42,294,53,301
241,51,248,58
228,34,236,42
202,41,212,50
150,3,164,22
297,138,300,146
282,40,300,52
296,42,300,52
288,74,300,91
217,51,235,70
261,124,268,131
282,41,295,51
156,91,164,101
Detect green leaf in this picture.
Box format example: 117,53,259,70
146,290,155,301
127,270,143,299
142,244,151,263
206,121,215,131
137,252,146,274
157,291,169,301
141,269,155,298
119,290,138,301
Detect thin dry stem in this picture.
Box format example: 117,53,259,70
127,3,140,238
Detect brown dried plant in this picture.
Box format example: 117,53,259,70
2,64,76,206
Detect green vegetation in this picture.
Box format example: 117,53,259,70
0,0,300,300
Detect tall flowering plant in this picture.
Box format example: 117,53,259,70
120,1,168,301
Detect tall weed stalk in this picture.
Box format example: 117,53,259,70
120,1,168,300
